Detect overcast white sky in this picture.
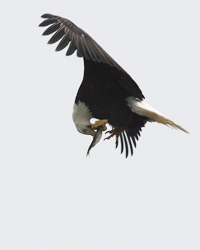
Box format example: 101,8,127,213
0,0,199,249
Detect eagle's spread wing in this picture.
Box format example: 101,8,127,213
39,13,144,100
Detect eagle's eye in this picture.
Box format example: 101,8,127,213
82,128,87,133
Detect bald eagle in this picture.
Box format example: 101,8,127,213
39,14,188,157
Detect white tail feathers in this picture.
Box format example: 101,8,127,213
127,97,189,134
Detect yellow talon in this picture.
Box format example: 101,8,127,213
91,119,108,131
105,128,124,142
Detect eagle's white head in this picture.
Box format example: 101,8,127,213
72,101,94,136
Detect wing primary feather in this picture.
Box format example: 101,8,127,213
41,13,55,19
76,37,84,57
126,132,133,156
127,127,143,150
48,27,65,44
67,42,76,55
134,131,139,141
83,39,98,61
122,132,129,158
66,34,76,55
56,32,70,51
73,34,82,57
42,22,61,35
132,137,137,148
115,139,119,149
80,38,93,60
39,18,58,27
120,134,124,154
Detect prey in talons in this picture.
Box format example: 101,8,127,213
87,126,103,156
86,119,108,156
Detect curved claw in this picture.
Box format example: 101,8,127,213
104,128,124,142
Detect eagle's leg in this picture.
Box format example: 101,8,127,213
104,128,124,142
91,119,108,131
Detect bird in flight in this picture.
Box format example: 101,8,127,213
39,13,188,157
